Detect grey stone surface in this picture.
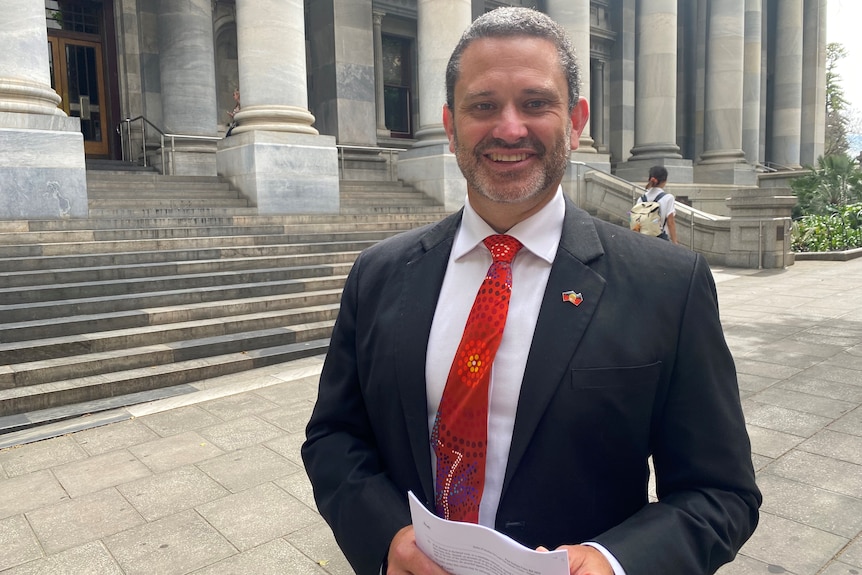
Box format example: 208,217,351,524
1,259,861,574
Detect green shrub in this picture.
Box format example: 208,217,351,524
792,203,862,252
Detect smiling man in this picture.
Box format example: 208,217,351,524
303,7,760,575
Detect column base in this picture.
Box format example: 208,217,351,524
613,157,693,186
397,143,465,212
159,138,218,176
217,130,339,214
693,161,757,186
0,112,87,219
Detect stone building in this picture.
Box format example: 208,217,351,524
0,0,826,220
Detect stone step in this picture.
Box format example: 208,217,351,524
0,275,347,323
0,238,380,271
0,250,362,289
0,262,353,304
0,289,342,347
0,221,437,249
3,212,444,233
0,337,330,418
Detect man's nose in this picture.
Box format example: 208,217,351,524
492,105,529,143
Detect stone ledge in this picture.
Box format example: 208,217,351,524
793,247,862,261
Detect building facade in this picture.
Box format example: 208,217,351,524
0,0,826,218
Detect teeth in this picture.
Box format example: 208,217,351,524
489,153,528,162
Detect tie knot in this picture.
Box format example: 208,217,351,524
483,234,522,264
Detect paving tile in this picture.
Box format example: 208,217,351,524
765,450,862,499
137,405,222,437
737,512,847,575
745,424,806,459
756,474,862,538
740,349,826,370
747,387,855,420
275,466,318,511
252,374,320,406
828,406,862,437
196,482,319,552
737,372,781,394
1,541,123,575
52,449,151,497
0,470,68,520
73,419,159,456
715,553,786,575
198,444,302,493
800,364,862,386
259,400,315,434
192,538,328,575
198,392,281,420
799,430,862,466
742,401,832,438
0,515,42,571
103,508,236,575
117,465,229,521
836,535,862,567
779,377,862,404
128,430,225,473
198,415,284,452
0,435,88,477
26,488,144,554
819,561,862,575
285,522,356,575
265,430,307,466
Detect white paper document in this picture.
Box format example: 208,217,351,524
408,491,569,575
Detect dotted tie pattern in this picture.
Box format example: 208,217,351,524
432,234,523,522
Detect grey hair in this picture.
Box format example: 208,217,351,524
445,7,581,113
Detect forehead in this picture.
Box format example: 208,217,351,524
455,36,565,95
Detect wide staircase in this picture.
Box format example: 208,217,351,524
0,165,449,433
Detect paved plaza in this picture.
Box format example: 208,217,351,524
1,257,861,575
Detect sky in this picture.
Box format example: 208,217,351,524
827,0,862,154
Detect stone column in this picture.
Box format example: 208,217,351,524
157,0,219,175
770,0,803,169
546,0,595,153
800,0,826,165
695,0,755,185
616,0,691,183
0,0,87,219
397,0,471,210
591,60,606,152
373,11,390,138
217,0,338,214
742,0,762,166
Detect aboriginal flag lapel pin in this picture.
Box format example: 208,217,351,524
562,291,583,306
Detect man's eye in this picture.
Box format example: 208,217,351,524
525,100,547,110
473,103,494,111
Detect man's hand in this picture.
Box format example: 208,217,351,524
386,525,450,574
537,544,614,575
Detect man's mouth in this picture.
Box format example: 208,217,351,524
487,152,531,162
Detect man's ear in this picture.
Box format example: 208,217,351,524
569,97,590,151
442,104,456,153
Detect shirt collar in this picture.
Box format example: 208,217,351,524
453,187,565,264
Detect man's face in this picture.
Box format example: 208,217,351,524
443,36,588,211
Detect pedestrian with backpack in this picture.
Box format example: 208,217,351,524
629,165,678,243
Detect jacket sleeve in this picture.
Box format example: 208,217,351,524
301,251,412,575
594,254,761,574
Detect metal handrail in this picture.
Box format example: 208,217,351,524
336,144,407,181
117,117,222,175
117,116,166,173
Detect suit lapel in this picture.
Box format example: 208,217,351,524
395,212,461,505
502,199,607,494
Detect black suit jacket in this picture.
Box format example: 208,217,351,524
302,197,761,575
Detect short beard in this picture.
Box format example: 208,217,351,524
453,126,571,204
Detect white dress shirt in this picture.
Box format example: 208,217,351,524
424,188,626,575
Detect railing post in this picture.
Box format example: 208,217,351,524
758,219,764,270
141,118,147,168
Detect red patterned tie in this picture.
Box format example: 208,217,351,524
432,234,523,522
